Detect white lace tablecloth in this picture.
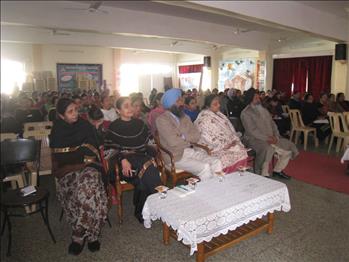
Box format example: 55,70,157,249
142,172,291,255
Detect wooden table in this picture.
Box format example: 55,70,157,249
162,213,274,262
143,172,290,262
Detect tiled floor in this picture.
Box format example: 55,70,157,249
1,143,349,262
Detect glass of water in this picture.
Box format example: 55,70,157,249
215,171,225,182
237,166,248,176
159,191,167,199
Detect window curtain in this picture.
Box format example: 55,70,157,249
272,56,332,100
292,58,308,94
272,58,299,98
178,64,203,74
307,56,332,100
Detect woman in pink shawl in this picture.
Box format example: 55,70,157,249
194,94,248,173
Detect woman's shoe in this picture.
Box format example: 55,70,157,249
68,241,85,255
88,240,101,252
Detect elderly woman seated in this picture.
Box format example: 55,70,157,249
106,97,162,223
194,94,249,173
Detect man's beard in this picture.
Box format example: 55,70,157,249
170,105,184,118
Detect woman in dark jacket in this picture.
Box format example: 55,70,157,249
106,97,162,223
50,98,108,256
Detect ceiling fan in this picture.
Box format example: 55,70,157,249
64,1,109,14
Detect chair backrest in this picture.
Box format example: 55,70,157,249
23,129,51,148
1,138,41,166
153,131,166,169
282,105,290,114
339,113,349,132
0,133,17,142
343,112,349,129
24,121,53,133
328,112,349,133
289,109,306,129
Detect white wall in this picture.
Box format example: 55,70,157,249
40,44,114,87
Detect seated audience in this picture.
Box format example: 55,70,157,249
301,94,331,141
335,92,349,112
288,91,302,110
131,95,148,123
106,97,162,223
93,92,101,108
183,96,199,122
226,88,244,118
241,88,298,178
316,93,329,117
148,88,158,108
48,96,59,121
147,92,165,135
194,94,248,173
15,96,44,126
1,97,22,134
328,93,336,112
100,95,118,122
265,96,290,137
50,98,108,255
156,88,223,180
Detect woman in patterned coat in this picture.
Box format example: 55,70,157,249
194,95,249,173
50,98,108,255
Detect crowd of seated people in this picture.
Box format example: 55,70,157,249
1,85,348,256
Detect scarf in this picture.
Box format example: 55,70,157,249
49,117,98,149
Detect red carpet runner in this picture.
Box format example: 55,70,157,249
284,151,349,195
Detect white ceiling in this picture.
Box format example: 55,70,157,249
0,1,344,55
299,1,349,18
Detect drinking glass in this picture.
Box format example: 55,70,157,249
215,171,225,182
159,190,167,199
237,166,248,176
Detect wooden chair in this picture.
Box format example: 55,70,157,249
289,109,318,151
154,131,210,188
24,121,52,133
328,112,349,153
114,164,135,224
111,145,167,224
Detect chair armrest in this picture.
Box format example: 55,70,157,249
190,142,212,155
156,143,177,171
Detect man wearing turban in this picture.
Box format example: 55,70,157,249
241,88,298,178
156,88,222,180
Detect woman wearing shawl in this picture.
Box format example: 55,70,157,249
106,97,162,223
50,98,108,255
194,95,249,173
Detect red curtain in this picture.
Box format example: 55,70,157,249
178,64,203,74
272,58,299,98
307,56,332,100
273,56,332,100
292,58,308,94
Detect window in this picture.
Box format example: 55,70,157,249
1,59,26,94
119,63,172,96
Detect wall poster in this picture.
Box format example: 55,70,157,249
56,63,103,91
218,58,256,92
